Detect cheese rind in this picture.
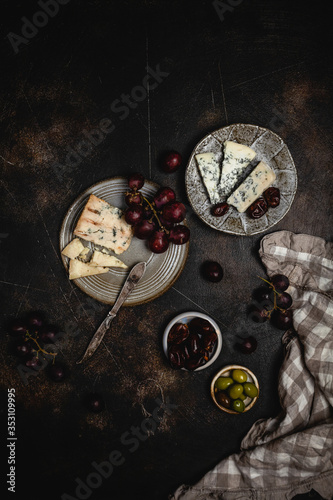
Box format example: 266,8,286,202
227,161,276,213
73,194,133,254
68,259,109,280
195,153,221,204
62,238,85,259
90,250,127,268
220,141,256,196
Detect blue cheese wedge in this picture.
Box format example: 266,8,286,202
195,153,221,204
69,259,109,280
61,238,85,259
73,194,133,254
90,250,127,269
227,161,276,213
220,141,256,196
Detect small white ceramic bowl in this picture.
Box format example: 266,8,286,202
163,311,222,371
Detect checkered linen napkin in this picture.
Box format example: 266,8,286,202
171,231,333,500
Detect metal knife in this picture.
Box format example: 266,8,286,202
76,261,147,364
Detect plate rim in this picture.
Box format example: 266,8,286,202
59,176,190,306
185,123,298,236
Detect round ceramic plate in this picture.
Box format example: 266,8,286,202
59,177,189,305
185,123,297,235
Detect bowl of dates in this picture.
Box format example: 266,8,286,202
211,365,259,414
163,312,222,371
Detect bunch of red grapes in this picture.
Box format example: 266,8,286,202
249,274,293,330
8,312,67,382
124,173,190,254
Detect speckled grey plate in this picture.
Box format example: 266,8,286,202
59,177,189,305
185,124,297,235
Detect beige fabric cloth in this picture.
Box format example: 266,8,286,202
171,231,333,500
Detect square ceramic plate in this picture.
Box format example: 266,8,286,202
185,124,297,235
59,177,189,305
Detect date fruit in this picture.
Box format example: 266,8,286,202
264,187,280,207
247,197,268,219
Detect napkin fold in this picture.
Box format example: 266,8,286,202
171,231,333,500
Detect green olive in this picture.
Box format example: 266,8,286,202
232,369,248,383
215,391,231,408
232,399,245,413
228,383,244,400
215,376,233,392
243,382,258,398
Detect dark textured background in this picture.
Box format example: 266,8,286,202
0,1,332,499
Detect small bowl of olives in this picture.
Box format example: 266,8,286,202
163,311,222,371
211,365,259,414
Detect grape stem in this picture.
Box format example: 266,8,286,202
257,276,287,314
141,195,168,233
25,331,58,359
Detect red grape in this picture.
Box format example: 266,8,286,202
12,340,33,358
236,336,258,354
25,355,43,370
162,201,186,223
271,274,289,292
249,304,270,323
125,205,144,226
9,319,28,337
85,393,105,413
202,261,223,282
134,219,156,240
168,225,190,245
153,187,176,209
48,362,67,382
159,214,175,230
149,230,169,253
27,312,43,329
252,286,273,306
125,190,142,206
211,202,229,217
276,292,293,309
39,325,58,344
128,172,144,190
271,309,293,330
161,151,182,173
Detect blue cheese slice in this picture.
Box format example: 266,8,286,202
90,250,127,269
220,141,256,196
69,259,109,280
227,161,276,213
195,153,221,204
73,194,133,254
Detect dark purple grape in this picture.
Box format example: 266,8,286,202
168,225,190,245
25,355,43,370
264,187,280,207
236,336,258,354
271,309,293,330
162,201,186,223
249,304,271,323
161,151,182,173
211,202,229,217
48,362,67,382
202,261,223,283
85,393,105,413
148,230,169,254
153,187,176,209
12,340,34,358
125,190,142,206
134,219,156,240
128,172,144,191
125,205,144,226
9,319,28,337
271,274,289,292
39,325,58,344
252,286,272,303
27,312,43,329
276,292,293,309
143,205,153,220
159,214,175,230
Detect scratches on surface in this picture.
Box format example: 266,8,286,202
146,34,152,178
218,61,228,125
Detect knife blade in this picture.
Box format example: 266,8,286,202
76,261,146,364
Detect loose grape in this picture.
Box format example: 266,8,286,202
236,336,257,354
243,382,258,398
215,376,233,392
161,151,182,173
228,383,244,400
201,261,223,283
232,399,245,413
128,173,144,191
232,369,247,383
